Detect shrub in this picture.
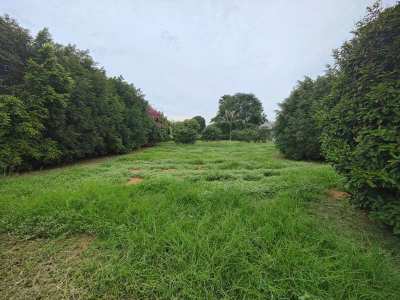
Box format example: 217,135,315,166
231,128,258,142
255,127,272,143
319,4,400,233
192,116,206,133
274,76,332,160
0,16,169,172
173,119,199,144
202,124,222,141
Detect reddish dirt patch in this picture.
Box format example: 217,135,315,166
127,177,143,185
327,189,350,200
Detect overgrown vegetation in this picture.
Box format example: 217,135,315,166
274,3,400,234
202,124,222,141
0,16,169,173
207,93,271,142
1,142,399,299
274,75,333,160
173,119,199,144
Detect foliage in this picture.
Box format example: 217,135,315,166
202,124,222,141
255,126,272,142
0,15,32,94
231,128,258,142
0,16,168,172
318,3,400,233
274,75,333,161
173,119,199,144
192,115,206,133
1,142,400,298
147,106,171,144
212,93,266,138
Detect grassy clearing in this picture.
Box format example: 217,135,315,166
0,141,399,299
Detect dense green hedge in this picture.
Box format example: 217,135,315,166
275,3,400,233
0,16,168,172
319,4,400,233
173,119,199,144
274,75,332,160
202,124,222,141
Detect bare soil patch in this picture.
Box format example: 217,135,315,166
327,189,350,200
127,177,144,185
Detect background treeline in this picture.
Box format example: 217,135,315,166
172,93,272,144
274,3,400,233
0,16,170,173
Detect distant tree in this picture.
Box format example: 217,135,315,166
231,128,258,143
173,119,199,144
202,124,222,141
212,93,266,138
255,126,272,143
192,115,206,133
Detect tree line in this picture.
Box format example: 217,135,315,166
0,16,170,173
173,93,272,144
274,3,400,234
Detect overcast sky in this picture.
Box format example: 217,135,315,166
1,0,397,122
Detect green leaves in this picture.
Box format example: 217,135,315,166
275,76,332,161
212,93,266,137
0,16,168,172
173,119,200,144
319,3,400,234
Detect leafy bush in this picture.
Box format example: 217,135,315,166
319,4,400,233
173,119,199,144
255,127,272,143
202,124,222,141
0,16,168,172
274,76,332,160
231,128,258,142
192,116,206,133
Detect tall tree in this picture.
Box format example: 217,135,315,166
212,93,266,136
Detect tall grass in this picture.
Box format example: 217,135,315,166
1,142,399,299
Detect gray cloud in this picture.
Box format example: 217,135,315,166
1,0,397,121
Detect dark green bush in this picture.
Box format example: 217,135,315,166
173,119,199,144
255,126,272,143
202,124,222,141
231,128,258,142
192,116,206,133
274,76,332,160
0,16,169,173
319,4,400,234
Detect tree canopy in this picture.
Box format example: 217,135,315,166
212,93,266,138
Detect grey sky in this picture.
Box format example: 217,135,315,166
1,0,397,122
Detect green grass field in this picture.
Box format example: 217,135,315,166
1,142,399,299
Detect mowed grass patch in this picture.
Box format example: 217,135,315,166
0,141,399,299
